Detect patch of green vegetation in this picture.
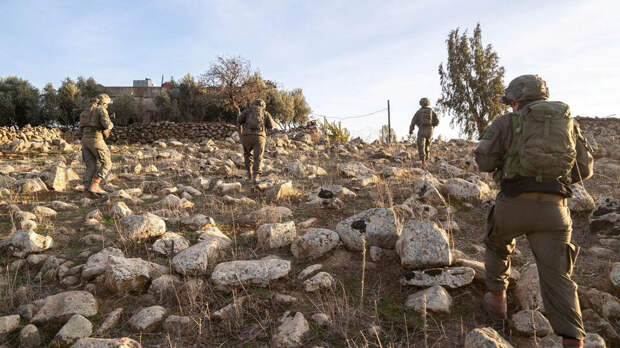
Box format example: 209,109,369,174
0,220,14,239
250,288,273,297
377,297,424,328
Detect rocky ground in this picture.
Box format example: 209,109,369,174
0,118,618,347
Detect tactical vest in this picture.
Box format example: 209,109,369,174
500,100,577,183
244,106,266,134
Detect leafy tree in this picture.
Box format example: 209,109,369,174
290,88,311,126
57,78,81,126
41,83,62,124
265,89,293,129
438,23,508,139
108,94,142,125
0,76,41,127
154,88,181,121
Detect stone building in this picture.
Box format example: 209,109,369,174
102,78,162,121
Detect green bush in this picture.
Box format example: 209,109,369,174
320,117,350,143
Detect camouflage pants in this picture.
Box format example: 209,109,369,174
484,193,585,339
81,135,111,185
417,127,433,161
241,134,266,176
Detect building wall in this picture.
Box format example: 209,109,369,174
102,86,163,121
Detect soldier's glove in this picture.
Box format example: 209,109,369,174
103,129,111,139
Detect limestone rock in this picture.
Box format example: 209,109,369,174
152,232,190,256
611,262,620,290
31,291,98,324
163,315,192,335
72,337,142,347
539,333,607,348
52,314,93,347
104,256,167,293
19,324,40,348
405,285,452,314
510,309,552,337
400,267,475,289
0,314,20,338
515,264,544,311
304,272,335,292
258,221,297,249
337,161,374,177
197,226,232,246
110,202,133,219
148,275,183,301
441,177,492,201
464,327,513,348
81,247,124,280
241,206,293,225
311,313,331,327
396,220,452,269
211,258,291,289
128,306,167,333
272,311,309,348
291,228,340,260
172,233,231,276
32,205,57,218
95,308,124,335
270,180,298,200
6,229,53,257
298,264,323,280
568,184,595,212
15,178,48,194
579,287,620,321
336,208,398,251
119,213,166,240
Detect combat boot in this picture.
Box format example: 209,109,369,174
88,177,107,195
482,290,507,320
253,173,261,184
562,338,583,348
83,186,94,198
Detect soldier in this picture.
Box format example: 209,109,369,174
237,98,276,183
475,75,593,348
409,97,439,168
79,93,114,196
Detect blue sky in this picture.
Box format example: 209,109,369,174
1,0,618,139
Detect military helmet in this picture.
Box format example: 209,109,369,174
419,97,430,107
501,74,549,105
253,98,266,108
96,93,113,105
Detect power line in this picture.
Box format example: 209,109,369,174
310,107,387,120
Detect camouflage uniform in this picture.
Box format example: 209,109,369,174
79,96,114,188
237,99,276,180
475,75,593,343
409,98,439,162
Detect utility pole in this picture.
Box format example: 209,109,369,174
387,99,391,144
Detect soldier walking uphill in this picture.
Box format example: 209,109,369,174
79,93,114,197
475,75,594,348
409,98,439,168
237,99,277,183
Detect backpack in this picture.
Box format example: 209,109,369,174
420,108,433,127
502,100,577,183
245,106,265,133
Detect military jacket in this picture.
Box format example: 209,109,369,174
410,107,439,134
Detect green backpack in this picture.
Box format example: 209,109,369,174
501,100,577,183
245,105,265,133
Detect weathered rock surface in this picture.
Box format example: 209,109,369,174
396,220,452,269
0,314,20,338
464,327,513,348
405,285,452,314
152,232,190,256
568,184,595,212
172,238,229,276
52,314,93,347
336,208,398,250
119,213,166,240
401,267,475,288
6,229,53,257
128,306,167,333
303,272,335,292
272,311,309,348
81,247,124,280
211,258,291,289
515,264,544,311
441,177,492,201
258,221,297,249
32,291,98,324
96,308,124,335
510,309,552,337
290,228,340,260
104,256,167,293
241,206,293,225
72,337,142,347
19,324,40,347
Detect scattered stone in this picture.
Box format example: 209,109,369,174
270,180,298,200
19,324,40,348
172,235,231,276
152,232,190,256
401,267,475,288
441,177,492,201
568,184,595,212
241,206,293,225
119,213,166,240
511,309,552,337
405,286,452,314
610,262,620,290
52,314,93,347
148,275,183,301
539,333,607,348
272,311,309,348
32,205,57,218
579,287,620,321
311,313,331,327
110,201,133,219
304,272,335,292
212,296,251,321
72,337,142,347
128,306,167,333
15,178,48,194
515,264,544,311
258,221,297,249
163,315,192,335
298,264,323,280
290,228,340,260
81,247,124,280
336,208,399,251
464,327,514,348
396,220,452,269
211,258,291,289
95,307,124,335
31,291,98,324
104,256,167,293
337,161,374,177
0,314,20,338
6,229,53,257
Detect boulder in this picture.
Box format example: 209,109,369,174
579,287,620,321
15,178,48,194
510,309,552,337
52,314,93,347
148,275,183,301
396,220,452,269
241,206,293,225
539,333,607,348
335,208,398,251
270,181,298,200
464,327,513,348
171,238,230,276
19,324,40,348
104,256,167,293
40,165,77,192
95,308,124,335
337,161,374,178
32,205,57,218
163,315,193,335
610,262,620,290
568,184,595,212
258,221,297,249
291,228,340,260
400,267,475,289
128,306,167,333
440,177,492,201
405,285,452,314
0,314,20,338
6,229,53,257
304,272,335,292
31,291,98,324
81,247,124,280
152,232,190,256
71,337,142,347
272,311,309,348
110,202,133,219
119,213,166,241
211,258,291,289
515,264,544,311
